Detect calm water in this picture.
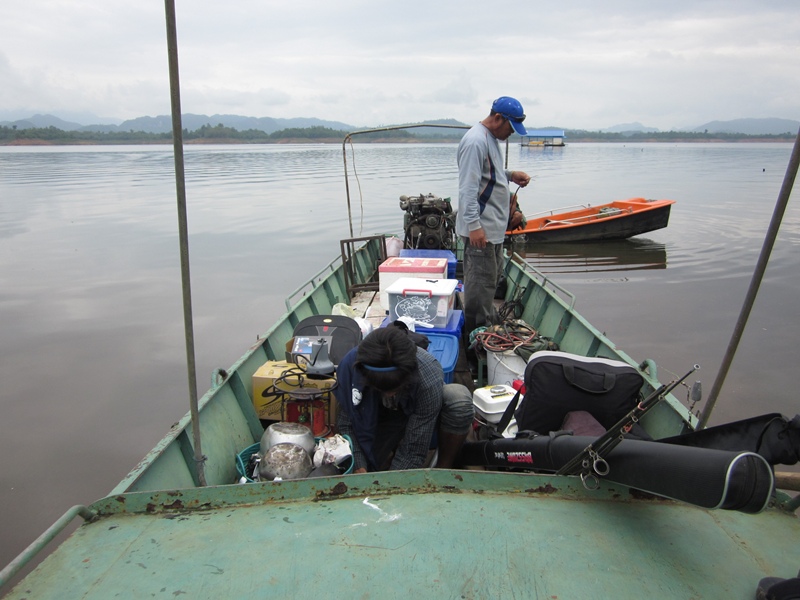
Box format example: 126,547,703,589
1,142,798,569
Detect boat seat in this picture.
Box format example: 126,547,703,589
292,315,363,367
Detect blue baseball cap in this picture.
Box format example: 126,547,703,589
491,96,527,136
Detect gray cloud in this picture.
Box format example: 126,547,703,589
1,0,798,130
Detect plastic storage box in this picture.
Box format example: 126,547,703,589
385,277,458,328
424,333,459,383
381,309,464,339
399,249,457,279
379,257,448,308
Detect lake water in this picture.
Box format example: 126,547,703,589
1,141,798,570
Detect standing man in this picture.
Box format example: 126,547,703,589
456,96,531,338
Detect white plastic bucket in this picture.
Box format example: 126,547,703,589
486,350,527,387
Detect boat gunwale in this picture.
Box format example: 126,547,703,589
524,198,675,220
93,469,690,518
94,463,799,519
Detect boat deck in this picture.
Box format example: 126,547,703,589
7,470,798,599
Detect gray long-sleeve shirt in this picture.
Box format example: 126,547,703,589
456,123,512,244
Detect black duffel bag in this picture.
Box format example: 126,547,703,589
515,351,645,433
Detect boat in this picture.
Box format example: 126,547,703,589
507,197,675,243
520,129,566,146
3,7,800,598
4,224,800,597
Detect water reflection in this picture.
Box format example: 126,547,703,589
508,237,668,273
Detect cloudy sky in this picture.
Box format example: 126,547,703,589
1,0,798,130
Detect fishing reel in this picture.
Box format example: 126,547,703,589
399,193,456,250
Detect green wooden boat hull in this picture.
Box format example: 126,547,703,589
108,238,697,497
4,237,799,598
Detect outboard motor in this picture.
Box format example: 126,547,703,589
399,193,456,250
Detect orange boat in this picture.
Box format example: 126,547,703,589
507,197,675,243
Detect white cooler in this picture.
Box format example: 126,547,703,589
379,257,448,308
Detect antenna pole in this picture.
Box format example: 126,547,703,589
698,127,800,428
164,0,206,485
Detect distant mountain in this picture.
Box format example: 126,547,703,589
0,113,469,138
0,113,356,134
114,115,175,133
602,122,660,133
690,118,799,135
0,114,85,131
381,118,470,137
79,123,123,133
114,114,355,134
4,113,798,137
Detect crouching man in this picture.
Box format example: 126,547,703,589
334,327,474,473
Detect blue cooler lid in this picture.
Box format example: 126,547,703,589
424,332,459,374
380,310,463,337
428,309,463,336
399,249,457,278
399,249,456,261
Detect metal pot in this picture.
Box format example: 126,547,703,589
258,443,313,481
260,422,315,456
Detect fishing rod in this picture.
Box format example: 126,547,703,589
557,364,699,486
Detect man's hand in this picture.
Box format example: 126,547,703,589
510,171,531,187
508,210,525,230
468,228,487,248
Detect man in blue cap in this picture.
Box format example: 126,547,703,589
456,96,532,341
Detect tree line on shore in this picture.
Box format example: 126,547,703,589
1,122,795,144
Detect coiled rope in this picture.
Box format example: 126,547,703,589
470,320,558,361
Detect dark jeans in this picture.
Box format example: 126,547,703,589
462,238,504,337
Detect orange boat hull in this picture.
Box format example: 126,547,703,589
507,198,675,243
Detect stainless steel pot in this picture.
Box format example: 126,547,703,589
260,421,315,456
258,443,313,481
